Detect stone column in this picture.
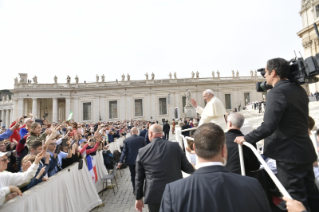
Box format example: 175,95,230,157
169,93,175,120
24,101,28,117
150,93,156,121
174,93,179,117
17,98,24,118
126,95,132,120
72,98,79,122
52,98,58,123
94,96,100,122
6,110,10,127
13,100,18,119
10,109,13,123
120,96,126,120
145,94,151,120
99,96,106,122
65,97,71,120
32,98,38,119
37,100,41,118
1,110,4,127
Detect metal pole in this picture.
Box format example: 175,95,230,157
238,144,246,176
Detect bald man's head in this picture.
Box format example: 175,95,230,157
131,127,138,135
148,124,163,141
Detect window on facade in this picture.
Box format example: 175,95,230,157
225,94,232,110
109,101,118,119
83,102,91,120
159,98,167,115
244,93,250,104
135,99,143,117
316,5,319,17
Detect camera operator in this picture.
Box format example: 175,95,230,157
234,58,319,211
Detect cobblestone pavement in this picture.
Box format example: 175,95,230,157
91,167,143,212
91,131,176,212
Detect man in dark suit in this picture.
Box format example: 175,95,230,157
118,127,146,194
181,120,191,137
225,113,260,175
160,123,271,212
162,121,170,140
135,124,194,212
139,125,147,138
235,58,319,211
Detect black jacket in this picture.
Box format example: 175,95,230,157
163,123,170,132
181,124,191,137
139,129,147,138
119,134,146,165
244,80,317,164
160,165,271,212
135,137,194,204
225,129,260,175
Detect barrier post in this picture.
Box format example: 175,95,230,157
238,144,246,176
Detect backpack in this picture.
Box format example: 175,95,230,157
102,150,116,169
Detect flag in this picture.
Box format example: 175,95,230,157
67,111,73,121
86,155,98,183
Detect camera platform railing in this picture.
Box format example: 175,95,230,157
178,130,292,200
238,142,292,199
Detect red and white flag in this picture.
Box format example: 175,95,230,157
86,155,98,183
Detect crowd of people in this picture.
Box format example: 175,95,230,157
0,114,161,206
1,59,319,212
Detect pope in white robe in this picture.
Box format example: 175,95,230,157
191,89,227,130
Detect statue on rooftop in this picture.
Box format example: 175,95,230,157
168,72,172,79
217,70,220,78
14,77,18,85
254,70,257,76
250,70,253,77
101,74,105,82
174,72,177,79
127,73,130,81
145,72,149,80
75,75,79,83
33,76,38,84
151,72,155,80
96,74,99,82
196,71,199,78
121,73,125,81
232,70,235,77
66,75,71,84
236,70,239,77
54,75,58,83
212,70,215,78
191,71,195,78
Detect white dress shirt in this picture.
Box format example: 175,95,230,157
196,162,223,169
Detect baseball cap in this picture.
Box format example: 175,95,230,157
0,151,11,157
79,139,87,145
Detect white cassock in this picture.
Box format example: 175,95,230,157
196,96,227,130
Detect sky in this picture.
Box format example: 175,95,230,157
0,0,304,89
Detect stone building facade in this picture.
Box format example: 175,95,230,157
297,0,319,92
0,73,264,126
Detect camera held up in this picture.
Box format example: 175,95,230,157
256,54,319,92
